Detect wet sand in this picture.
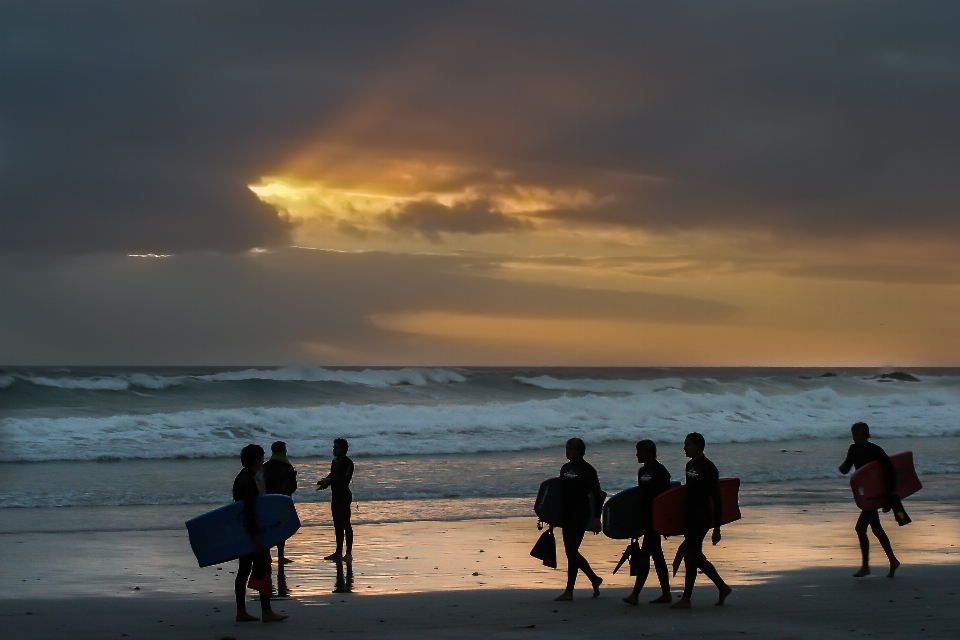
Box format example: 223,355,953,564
2,503,959,638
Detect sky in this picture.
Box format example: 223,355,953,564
2,0,960,366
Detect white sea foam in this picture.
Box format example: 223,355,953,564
4,385,960,462
516,375,686,394
192,366,466,386
10,367,466,392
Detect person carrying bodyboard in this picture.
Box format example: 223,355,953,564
554,437,605,601
623,439,674,605
670,432,732,609
233,444,287,623
838,422,901,578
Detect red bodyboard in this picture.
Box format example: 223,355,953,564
651,478,741,536
850,451,922,510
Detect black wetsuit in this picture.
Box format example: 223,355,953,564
559,458,603,591
842,442,896,564
325,455,354,555
633,461,672,595
263,455,298,497
681,455,725,599
232,468,271,611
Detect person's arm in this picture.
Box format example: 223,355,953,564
838,445,854,474
241,477,260,537
878,449,897,494
710,464,722,544
284,463,298,495
328,459,351,488
589,464,604,533
317,460,335,489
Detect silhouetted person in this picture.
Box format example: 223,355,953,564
317,438,354,561
671,432,732,609
623,439,673,605
838,422,900,577
233,444,287,623
263,440,298,565
554,437,604,601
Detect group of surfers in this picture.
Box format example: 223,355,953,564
553,421,899,611
227,421,900,622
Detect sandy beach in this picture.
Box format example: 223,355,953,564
3,497,958,639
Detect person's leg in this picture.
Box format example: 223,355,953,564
649,535,673,602
252,551,287,622
236,555,259,621
326,501,345,560
343,503,354,558
671,530,705,608
867,509,900,576
556,527,600,599
696,554,732,605
853,510,872,576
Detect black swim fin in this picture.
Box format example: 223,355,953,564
888,495,912,526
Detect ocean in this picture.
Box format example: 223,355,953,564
2,367,958,521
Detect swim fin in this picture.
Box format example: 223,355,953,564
888,495,912,526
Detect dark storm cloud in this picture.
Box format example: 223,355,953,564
384,199,532,242
3,1,959,256
0,249,736,365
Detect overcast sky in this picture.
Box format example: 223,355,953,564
3,1,960,366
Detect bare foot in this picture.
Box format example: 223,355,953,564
343,553,353,562
623,593,639,605
887,559,900,578
280,557,294,565
670,598,691,609
852,566,871,578
236,611,259,622
649,593,673,604
324,552,342,561
592,576,603,598
554,591,573,601
716,585,732,606
261,611,288,623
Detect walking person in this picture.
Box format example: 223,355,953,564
263,440,298,564
317,438,354,561
623,439,673,605
838,422,900,577
554,437,604,601
233,444,287,623
670,432,732,609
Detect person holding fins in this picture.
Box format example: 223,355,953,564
263,440,298,565
623,439,673,605
554,437,605,601
838,421,900,578
233,444,287,623
670,432,732,609
317,438,355,561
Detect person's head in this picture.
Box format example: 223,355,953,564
851,422,870,444
565,437,586,461
333,438,349,457
636,439,657,464
683,432,705,459
271,441,287,455
241,444,266,470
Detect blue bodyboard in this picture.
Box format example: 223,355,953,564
185,495,301,567
602,480,681,540
602,486,642,539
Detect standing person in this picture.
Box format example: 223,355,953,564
263,440,298,565
317,438,354,561
623,440,673,605
233,444,287,623
554,437,604,601
670,432,732,609
838,422,900,578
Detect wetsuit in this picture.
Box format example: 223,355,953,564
324,455,354,555
681,455,725,599
841,442,896,564
264,454,298,497
633,460,672,596
559,458,604,591
232,468,271,611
